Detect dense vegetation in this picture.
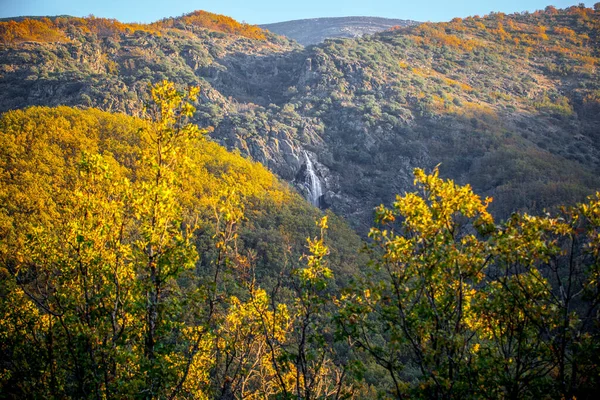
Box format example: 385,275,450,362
0,11,267,44
1,3,600,398
0,5,598,229
0,81,599,398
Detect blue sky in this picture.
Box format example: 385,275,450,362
0,0,595,24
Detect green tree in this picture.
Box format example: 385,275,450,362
247,216,356,399
133,81,208,398
339,168,494,398
338,168,600,398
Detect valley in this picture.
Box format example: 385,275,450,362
0,6,598,230
1,5,600,398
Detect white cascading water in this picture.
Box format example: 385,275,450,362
303,151,323,207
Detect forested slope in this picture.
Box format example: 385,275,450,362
0,84,365,397
0,6,598,229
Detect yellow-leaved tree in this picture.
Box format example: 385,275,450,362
0,81,214,399
337,167,600,398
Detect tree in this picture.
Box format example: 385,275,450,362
248,216,355,399
338,168,600,398
338,168,494,397
0,81,211,399
289,216,350,398
132,81,210,398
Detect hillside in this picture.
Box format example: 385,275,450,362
2,7,600,398
1,102,599,398
260,16,418,45
0,104,363,287
0,6,599,231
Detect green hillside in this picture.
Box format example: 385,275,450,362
1,6,599,230
0,50,599,398
280,5,600,223
0,88,365,396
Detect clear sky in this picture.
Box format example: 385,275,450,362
0,0,595,25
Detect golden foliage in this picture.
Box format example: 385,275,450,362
155,11,267,40
0,18,68,44
0,10,267,45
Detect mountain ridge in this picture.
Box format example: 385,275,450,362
260,16,418,45
0,5,598,231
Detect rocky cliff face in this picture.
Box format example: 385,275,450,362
260,17,418,46
1,7,599,232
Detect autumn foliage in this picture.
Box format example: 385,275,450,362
0,10,267,45
155,11,267,40
0,17,68,44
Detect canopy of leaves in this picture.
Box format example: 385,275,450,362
0,10,267,45
338,168,600,398
0,6,598,231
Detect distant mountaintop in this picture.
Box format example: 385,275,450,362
260,16,418,45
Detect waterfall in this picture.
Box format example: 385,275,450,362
303,151,323,207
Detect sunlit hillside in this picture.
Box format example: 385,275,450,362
1,4,600,398
0,6,598,229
